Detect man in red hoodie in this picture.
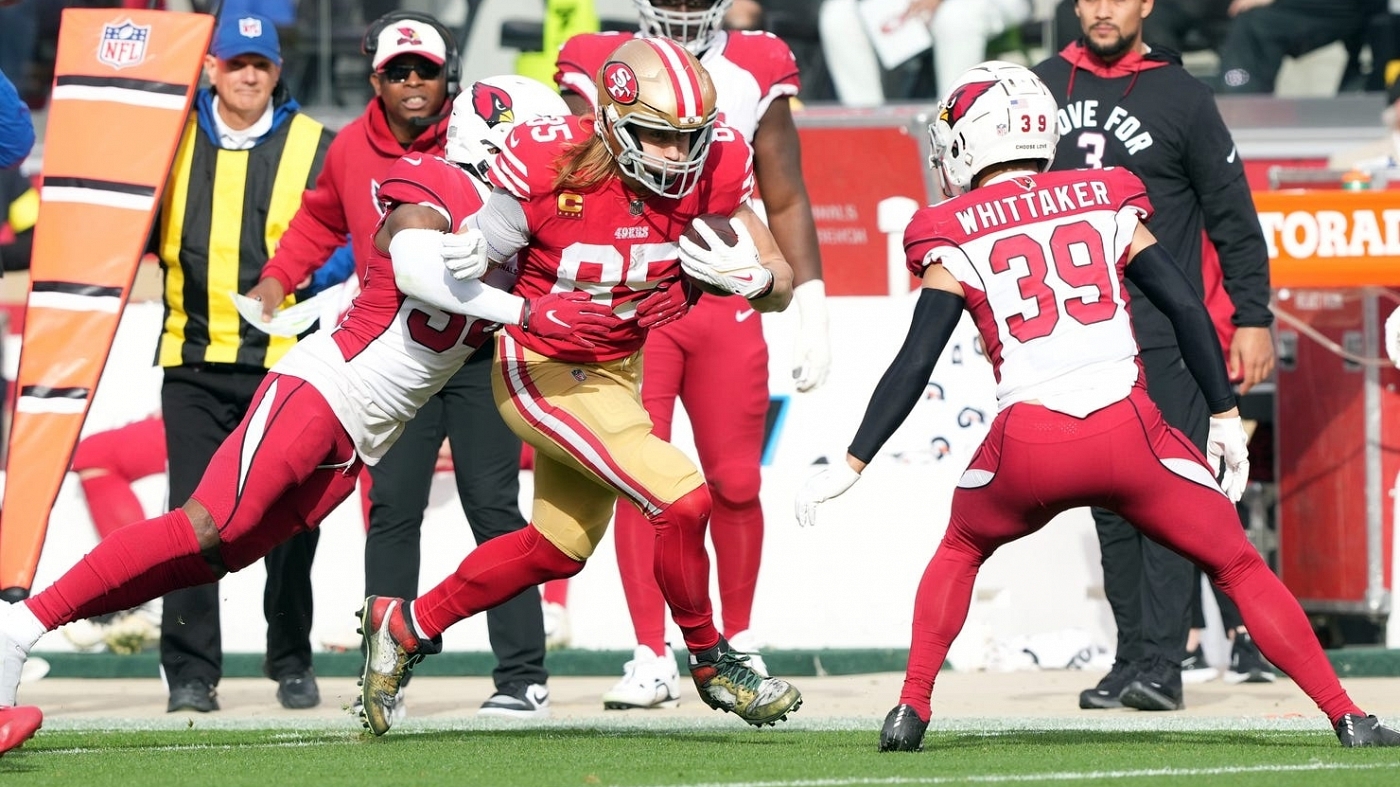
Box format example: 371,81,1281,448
246,12,552,719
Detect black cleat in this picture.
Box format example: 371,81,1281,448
1079,659,1135,709
1224,631,1276,684
1336,714,1400,747
1120,655,1183,711
878,704,928,752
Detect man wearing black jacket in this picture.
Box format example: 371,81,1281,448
1033,0,1275,712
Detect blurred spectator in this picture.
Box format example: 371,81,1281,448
1217,0,1385,93
0,70,34,168
754,0,836,102
0,0,39,91
822,0,1030,104
1329,76,1400,170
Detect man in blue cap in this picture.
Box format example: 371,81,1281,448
150,13,334,713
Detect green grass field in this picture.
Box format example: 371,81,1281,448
5,717,1399,786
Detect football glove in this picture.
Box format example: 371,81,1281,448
442,228,489,281
1207,415,1250,503
520,291,617,348
794,461,862,527
792,280,831,392
1386,305,1400,368
678,217,774,300
634,279,699,330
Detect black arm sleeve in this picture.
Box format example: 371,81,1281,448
1125,244,1238,414
848,288,965,463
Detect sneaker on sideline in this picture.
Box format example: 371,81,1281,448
1120,655,1184,711
688,638,801,726
479,682,551,719
1181,644,1218,684
1224,631,1276,684
603,645,681,710
1078,658,1135,709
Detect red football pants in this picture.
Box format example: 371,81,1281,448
613,293,769,650
899,386,1359,725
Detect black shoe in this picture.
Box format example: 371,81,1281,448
1120,656,1184,711
878,704,928,752
1335,714,1400,747
276,669,321,710
1181,645,1219,684
478,682,550,719
1079,659,1135,709
167,680,218,713
1224,632,1276,684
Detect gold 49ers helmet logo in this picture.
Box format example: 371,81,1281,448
939,80,999,127
603,62,639,104
472,82,514,127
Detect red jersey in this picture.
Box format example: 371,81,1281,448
262,98,453,294
555,31,799,142
489,114,754,363
275,154,510,462
904,167,1153,418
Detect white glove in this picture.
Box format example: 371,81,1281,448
792,280,831,392
794,461,862,527
1385,305,1400,368
442,228,489,281
678,217,774,299
1207,416,1250,503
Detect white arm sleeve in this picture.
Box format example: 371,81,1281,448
467,188,531,264
390,228,526,325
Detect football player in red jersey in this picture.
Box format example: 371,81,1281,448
555,0,829,709
796,61,1400,752
0,76,609,752
357,37,805,735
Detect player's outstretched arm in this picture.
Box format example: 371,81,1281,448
796,266,965,526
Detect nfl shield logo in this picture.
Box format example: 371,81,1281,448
238,17,263,38
98,18,151,70
571,369,587,383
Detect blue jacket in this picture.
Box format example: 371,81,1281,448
0,71,35,169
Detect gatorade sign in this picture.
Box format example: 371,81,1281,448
1252,189,1400,288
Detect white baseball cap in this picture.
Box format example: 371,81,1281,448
372,20,447,71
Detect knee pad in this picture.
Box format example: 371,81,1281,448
655,485,712,529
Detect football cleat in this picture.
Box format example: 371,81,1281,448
726,629,769,677
357,596,439,736
689,640,801,726
0,705,41,757
878,704,928,752
1335,714,1400,747
603,645,681,710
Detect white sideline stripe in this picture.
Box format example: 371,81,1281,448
645,762,1400,787
27,291,123,313
52,85,187,110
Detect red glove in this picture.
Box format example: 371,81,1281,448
521,291,618,348
635,279,700,330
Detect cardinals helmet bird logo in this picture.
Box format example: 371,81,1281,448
395,26,423,46
939,80,999,128
472,82,514,127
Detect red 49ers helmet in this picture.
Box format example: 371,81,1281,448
595,37,718,199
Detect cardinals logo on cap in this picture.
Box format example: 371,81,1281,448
939,80,999,128
472,83,514,127
395,25,423,46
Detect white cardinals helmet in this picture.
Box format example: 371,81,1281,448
445,75,569,180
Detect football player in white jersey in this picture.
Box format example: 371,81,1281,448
795,61,1400,752
555,0,829,710
0,76,626,754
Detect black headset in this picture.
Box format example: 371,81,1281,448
362,10,462,92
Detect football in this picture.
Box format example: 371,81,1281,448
682,214,739,251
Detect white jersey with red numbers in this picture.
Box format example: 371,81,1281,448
555,30,800,142
489,113,754,363
273,154,514,463
904,167,1154,418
